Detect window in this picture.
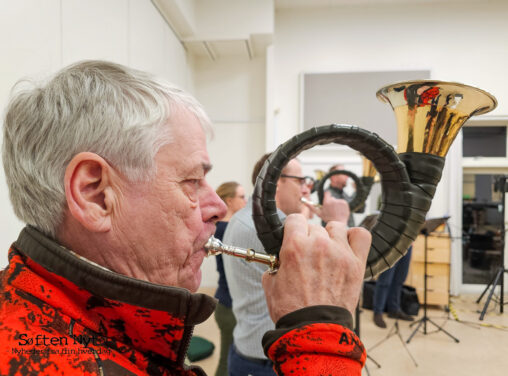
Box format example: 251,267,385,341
463,126,506,157
462,173,504,284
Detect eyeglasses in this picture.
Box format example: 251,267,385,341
280,174,315,187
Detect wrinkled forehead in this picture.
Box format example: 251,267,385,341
282,159,302,175
159,107,211,172
167,105,207,142
168,101,213,140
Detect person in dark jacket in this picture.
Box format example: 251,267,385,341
213,181,246,375
372,246,414,328
0,60,371,375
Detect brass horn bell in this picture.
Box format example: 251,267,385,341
377,80,497,155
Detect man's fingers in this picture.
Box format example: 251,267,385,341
283,214,309,237
262,270,272,289
347,227,371,263
307,222,330,242
303,201,321,216
279,214,309,263
324,221,348,242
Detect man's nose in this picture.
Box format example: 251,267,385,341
301,183,311,195
202,182,227,222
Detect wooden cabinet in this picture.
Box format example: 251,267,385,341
406,233,451,306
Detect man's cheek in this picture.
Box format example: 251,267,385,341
178,183,200,205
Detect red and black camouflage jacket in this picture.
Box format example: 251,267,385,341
0,227,366,375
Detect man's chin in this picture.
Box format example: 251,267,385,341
181,247,207,292
187,268,202,293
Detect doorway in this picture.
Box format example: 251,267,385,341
461,120,508,292
462,173,504,284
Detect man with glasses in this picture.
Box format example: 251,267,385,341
223,153,351,375
280,174,315,188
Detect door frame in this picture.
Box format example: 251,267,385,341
455,116,508,295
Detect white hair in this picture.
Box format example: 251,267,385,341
2,60,211,237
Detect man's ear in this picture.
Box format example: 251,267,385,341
276,177,284,190
224,197,233,207
64,152,116,233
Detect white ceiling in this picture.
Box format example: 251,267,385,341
156,0,487,60
183,38,257,60
275,0,485,9
153,0,273,61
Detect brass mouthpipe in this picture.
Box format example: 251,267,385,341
301,197,322,208
205,236,279,273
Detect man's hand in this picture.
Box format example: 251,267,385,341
303,191,350,225
300,193,315,220
262,214,371,323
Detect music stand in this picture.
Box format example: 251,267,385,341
359,212,417,366
406,216,460,344
476,266,507,320
354,304,381,375
476,176,507,320
369,318,418,367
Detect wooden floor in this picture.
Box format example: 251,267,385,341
193,289,508,375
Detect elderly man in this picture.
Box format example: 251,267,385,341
0,61,370,375
223,153,353,375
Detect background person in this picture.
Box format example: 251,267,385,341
213,181,247,376
327,163,355,227
223,153,352,376
372,246,414,328
0,60,371,376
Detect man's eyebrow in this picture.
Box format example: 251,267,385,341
185,162,212,177
203,163,212,174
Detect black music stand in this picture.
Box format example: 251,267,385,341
476,175,507,320
476,266,507,320
354,304,381,375
369,317,418,367
406,216,460,344
359,213,417,367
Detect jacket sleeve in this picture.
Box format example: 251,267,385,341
262,305,366,375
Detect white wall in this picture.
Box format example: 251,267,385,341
0,0,61,266
0,0,193,267
194,54,266,193
195,0,274,38
193,55,266,286
272,1,508,141
270,1,508,293
273,1,508,139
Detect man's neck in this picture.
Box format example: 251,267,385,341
222,209,234,222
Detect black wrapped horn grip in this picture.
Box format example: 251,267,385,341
252,124,445,279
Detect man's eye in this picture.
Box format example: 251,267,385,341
186,179,201,188
182,179,201,202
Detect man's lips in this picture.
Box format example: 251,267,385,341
196,228,216,252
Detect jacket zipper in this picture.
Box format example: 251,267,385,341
178,325,194,367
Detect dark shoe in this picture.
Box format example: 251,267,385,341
387,310,414,321
373,313,387,328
